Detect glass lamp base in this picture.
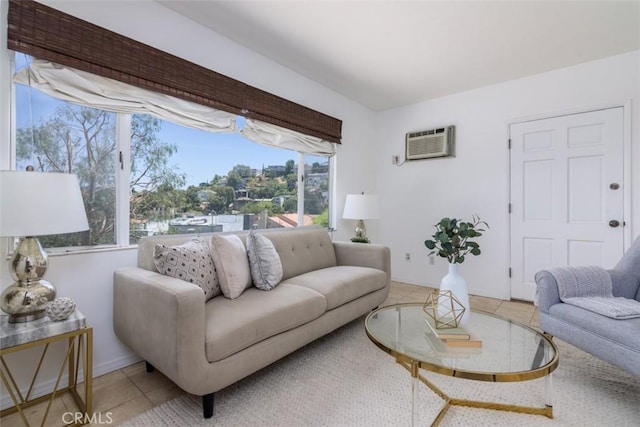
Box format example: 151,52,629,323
1,280,56,323
351,219,371,243
2,237,56,323
8,309,47,323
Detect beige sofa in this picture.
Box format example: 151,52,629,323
113,226,390,418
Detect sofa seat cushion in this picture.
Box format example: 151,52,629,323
283,266,387,310
204,284,327,362
548,303,640,352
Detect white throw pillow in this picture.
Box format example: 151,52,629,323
153,238,221,301
247,231,283,290
210,234,252,299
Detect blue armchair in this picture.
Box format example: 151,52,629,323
535,236,640,377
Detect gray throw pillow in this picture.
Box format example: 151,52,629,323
153,238,221,301
247,231,283,290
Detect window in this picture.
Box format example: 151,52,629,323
304,155,330,226
13,56,333,250
15,65,117,248
129,115,330,244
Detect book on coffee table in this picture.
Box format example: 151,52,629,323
423,332,482,357
424,317,470,340
441,336,483,347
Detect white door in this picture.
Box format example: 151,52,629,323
510,107,624,301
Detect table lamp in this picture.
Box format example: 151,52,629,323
342,193,380,243
0,170,89,323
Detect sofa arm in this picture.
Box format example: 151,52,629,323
535,267,640,312
113,267,207,385
534,270,562,313
333,241,391,282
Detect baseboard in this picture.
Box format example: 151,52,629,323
391,276,432,288
1,353,141,411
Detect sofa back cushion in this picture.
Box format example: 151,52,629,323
257,227,337,281
137,226,336,282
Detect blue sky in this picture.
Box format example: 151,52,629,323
15,55,311,187
159,118,299,186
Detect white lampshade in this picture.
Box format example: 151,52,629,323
342,194,380,220
0,171,89,237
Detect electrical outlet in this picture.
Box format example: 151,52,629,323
392,155,400,165
404,252,411,261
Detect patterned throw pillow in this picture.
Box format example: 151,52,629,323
153,238,221,301
246,231,283,290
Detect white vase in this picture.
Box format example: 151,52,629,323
439,263,471,325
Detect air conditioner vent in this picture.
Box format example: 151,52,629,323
405,125,455,160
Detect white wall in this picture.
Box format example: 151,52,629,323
0,0,376,405
377,50,640,300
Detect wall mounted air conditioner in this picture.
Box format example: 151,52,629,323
405,125,455,160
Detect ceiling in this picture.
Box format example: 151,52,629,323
159,1,640,111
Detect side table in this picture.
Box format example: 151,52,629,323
0,311,93,426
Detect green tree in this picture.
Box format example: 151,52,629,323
226,170,243,190
311,161,328,173
249,178,289,199
138,183,187,215
232,164,252,178
211,185,236,213
285,173,297,191
313,208,329,227
184,186,203,212
205,194,227,214
210,174,223,185
239,201,283,216
283,196,297,213
130,114,185,221
17,105,116,246
285,159,295,175
17,106,184,246
303,189,324,215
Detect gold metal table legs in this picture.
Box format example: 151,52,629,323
1,327,93,426
399,359,553,427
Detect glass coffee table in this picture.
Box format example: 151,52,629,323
365,303,558,426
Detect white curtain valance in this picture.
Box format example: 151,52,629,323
14,59,237,133
15,59,336,157
241,119,336,157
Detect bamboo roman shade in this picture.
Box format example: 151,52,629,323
7,0,342,143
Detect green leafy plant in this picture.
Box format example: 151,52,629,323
424,215,488,264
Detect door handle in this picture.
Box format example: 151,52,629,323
609,220,620,228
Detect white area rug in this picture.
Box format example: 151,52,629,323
122,318,639,426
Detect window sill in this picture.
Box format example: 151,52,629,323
46,244,138,257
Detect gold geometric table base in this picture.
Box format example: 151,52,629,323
0,327,93,426
397,359,553,427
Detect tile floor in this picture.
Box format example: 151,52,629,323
1,281,539,426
